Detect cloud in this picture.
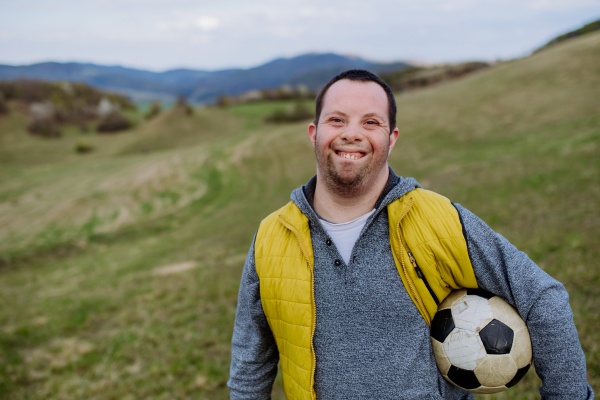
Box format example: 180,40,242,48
527,0,599,10
196,16,220,31
157,20,189,31
1,0,597,70
158,14,220,32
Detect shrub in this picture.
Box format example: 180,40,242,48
0,79,136,119
0,91,8,115
27,101,60,137
265,108,288,123
97,111,131,133
380,63,489,92
176,96,194,116
216,96,232,108
145,100,162,119
74,140,94,154
28,118,60,137
265,102,313,123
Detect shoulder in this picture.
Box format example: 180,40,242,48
389,188,456,219
411,187,452,203
257,201,299,235
255,201,306,255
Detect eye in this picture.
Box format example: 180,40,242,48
329,117,343,124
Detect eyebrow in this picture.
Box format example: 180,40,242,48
322,111,349,119
323,111,385,120
363,112,386,121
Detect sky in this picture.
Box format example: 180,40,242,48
0,0,598,71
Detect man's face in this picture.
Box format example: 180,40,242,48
308,80,399,196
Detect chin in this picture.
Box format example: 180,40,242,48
324,167,369,193
317,149,386,195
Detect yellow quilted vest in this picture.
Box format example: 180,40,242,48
254,188,478,400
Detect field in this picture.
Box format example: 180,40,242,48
0,32,599,399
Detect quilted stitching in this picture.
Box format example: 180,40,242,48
256,191,476,399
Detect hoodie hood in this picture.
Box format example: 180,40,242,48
290,167,422,225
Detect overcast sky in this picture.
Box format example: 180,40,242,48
0,0,598,71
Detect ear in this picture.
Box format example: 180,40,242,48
308,123,317,147
388,127,399,155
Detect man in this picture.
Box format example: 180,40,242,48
228,70,593,399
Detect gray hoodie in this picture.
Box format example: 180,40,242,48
228,170,593,400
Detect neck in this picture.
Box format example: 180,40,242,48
313,166,390,223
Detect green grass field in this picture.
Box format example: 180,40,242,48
0,33,598,399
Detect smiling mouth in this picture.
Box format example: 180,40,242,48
336,150,366,160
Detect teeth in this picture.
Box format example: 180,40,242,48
342,153,359,160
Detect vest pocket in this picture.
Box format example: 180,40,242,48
408,251,440,305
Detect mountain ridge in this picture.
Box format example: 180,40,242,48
0,53,411,103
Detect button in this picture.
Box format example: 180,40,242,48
334,259,341,266
326,239,332,246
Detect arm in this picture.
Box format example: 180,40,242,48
454,204,594,400
228,235,279,400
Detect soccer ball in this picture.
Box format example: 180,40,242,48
430,288,533,394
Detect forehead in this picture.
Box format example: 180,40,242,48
322,79,388,117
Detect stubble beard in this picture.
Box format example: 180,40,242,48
315,136,389,198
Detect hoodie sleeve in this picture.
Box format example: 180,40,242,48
454,204,594,400
228,235,279,399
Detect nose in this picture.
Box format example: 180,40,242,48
340,122,363,143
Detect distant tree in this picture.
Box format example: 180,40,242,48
175,96,194,116
265,102,313,123
276,85,295,100
97,111,131,133
0,79,135,118
0,91,8,115
145,100,162,119
27,101,60,137
216,96,232,108
226,85,315,106
28,119,61,137
0,82,17,100
380,63,489,92
536,19,600,52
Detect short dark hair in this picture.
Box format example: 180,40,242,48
314,69,396,134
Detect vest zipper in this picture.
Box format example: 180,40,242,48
278,215,317,400
309,258,317,400
394,198,430,323
408,251,440,306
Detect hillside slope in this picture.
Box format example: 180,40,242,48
0,33,598,399
536,18,600,52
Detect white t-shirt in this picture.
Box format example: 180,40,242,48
318,209,376,265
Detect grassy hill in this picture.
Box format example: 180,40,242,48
535,18,600,53
0,32,598,399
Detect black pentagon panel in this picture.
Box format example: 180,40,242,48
431,309,455,343
447,366,481,390
506,364,531,388
480,319,514,354
466,288,495,299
